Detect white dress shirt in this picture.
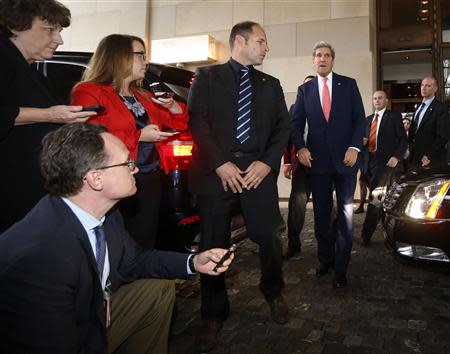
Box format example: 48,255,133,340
373,107,386,146
415,96,434,129
62,197,110,290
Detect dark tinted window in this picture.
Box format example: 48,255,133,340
43,62,87,104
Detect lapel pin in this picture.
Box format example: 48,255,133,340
337,82,341,86
262,77,266,82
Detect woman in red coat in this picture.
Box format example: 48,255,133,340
72,34,188,249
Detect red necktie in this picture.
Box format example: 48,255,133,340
322,77,331,121
368,113,379,153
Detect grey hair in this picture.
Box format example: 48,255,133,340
312,41,335,59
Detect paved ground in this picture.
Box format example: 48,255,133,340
168,205,450,354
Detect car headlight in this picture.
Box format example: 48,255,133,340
405,178,450,219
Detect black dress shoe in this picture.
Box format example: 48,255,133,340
354,206,365,214
195,319,223,353
361,238,371,247
284,247,301,260
315,264,331,277
333,273,347,288
267,295,289,324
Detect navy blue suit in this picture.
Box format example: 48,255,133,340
0,195,189,354
291,73,365,274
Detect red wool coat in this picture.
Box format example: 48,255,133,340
71,82,189,159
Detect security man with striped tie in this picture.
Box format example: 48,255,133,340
188,21,290,352
408,76,450,170
360,90,407,247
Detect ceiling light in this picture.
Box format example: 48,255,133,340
151,35,217,64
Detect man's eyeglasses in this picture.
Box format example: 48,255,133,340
98,159,137,172
133,51,147,61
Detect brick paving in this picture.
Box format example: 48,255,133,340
169,206,450,354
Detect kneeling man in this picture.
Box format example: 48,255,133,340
0,123,233,354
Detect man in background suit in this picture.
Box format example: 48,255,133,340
291,41,365,288
360,90,407,246
0,123,232,354
188,21,290,352
283,75,315,259
409,76,450,170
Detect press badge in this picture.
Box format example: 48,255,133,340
103,281,112,328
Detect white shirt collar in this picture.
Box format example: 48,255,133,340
375,107,386,117
61,197,105,232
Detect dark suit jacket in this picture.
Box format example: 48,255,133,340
187,62,290,194
0,195,189,354
291,73,365,175
283,106,299,171
361,110,407,175
409,97,450,168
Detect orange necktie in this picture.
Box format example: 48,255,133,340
368,113,379,152
322,77,331,121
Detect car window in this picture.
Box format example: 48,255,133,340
42,62,87,105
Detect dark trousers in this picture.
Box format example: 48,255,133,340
198,170,284,321
362,156,398,241
357,169,368,208
310,172,356,274
287,165,311,252
119,171,161,250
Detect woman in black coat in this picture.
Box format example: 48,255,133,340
0,0,95,232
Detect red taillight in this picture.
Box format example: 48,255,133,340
159,131,193,173
178,215,200,225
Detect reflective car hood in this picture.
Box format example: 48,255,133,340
400,165,450,185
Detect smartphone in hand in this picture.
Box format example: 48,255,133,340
81,105,105,113
149,82,174,99
213,244,237,272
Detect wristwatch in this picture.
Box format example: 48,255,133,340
188,254,197,274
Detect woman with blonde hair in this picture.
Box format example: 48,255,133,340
72,34,188,249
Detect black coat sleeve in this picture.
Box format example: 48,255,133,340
188,67,229,172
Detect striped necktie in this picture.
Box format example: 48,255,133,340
93,225,106,281
368,112,379,153
236,67,252,144
414,102,426,132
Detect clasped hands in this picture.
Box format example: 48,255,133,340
216,160,271,193
297,147,358,167
420,155,431,167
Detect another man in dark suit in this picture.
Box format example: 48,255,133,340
360,90,407,246
291,41,365,288
188,21,290,352
283,75,314,259
409,76,450,170
0,123,233,354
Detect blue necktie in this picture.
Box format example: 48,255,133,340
236,67,252,144
93,225,106,281
414,102,426,132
